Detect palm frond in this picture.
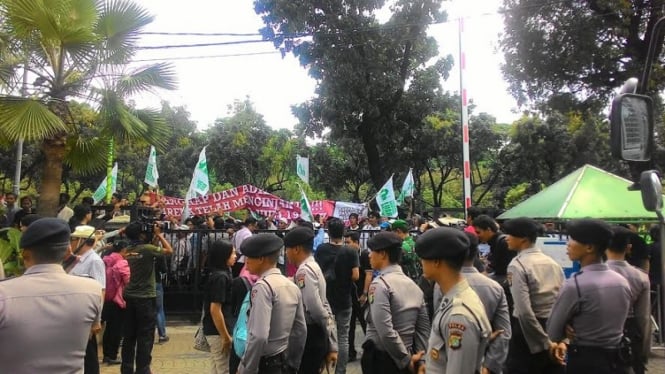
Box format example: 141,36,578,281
116,62,177,96
0,96,68,141
97,89,147,141
96,0,154,64
64,132,108,175
134,108,170,151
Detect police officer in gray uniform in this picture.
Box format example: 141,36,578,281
415,226,491,374
362,232,430,374
283,227,338,374
547,219,631,374
462,232,511,374
0,218,103,374
431,232,511,373
605,226,651,374
238,234,307,374
503,217,564,374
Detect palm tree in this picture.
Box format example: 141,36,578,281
0,0,176,215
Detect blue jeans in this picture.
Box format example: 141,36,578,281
335,307,352,374
155,283,166,338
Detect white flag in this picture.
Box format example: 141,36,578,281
397,168,415,205
376,175,398,218
144,146,159,187
92,163,118,204
296,155,309,184
182,147,209,222
190,147,210,197
299,185,314,222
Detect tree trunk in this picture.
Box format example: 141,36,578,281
359,120,383,189
38,135,67,216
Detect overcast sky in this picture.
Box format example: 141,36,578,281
131,0,520,130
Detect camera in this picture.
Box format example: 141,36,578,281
130,206,168,237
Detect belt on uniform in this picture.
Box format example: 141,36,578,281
259,351,286,369
568,344,619,356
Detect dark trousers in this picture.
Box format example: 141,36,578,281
102,301,125,360
361,340,408,374
624,317,645,374
230,347,242,374
567,345,629,374
259,352,291,374
85,334,99,374
349,294,367,358
121,297,156,374
299,323,328,374
506,317,564,374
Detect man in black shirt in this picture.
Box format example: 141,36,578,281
315,218,359,374
473,215,516,310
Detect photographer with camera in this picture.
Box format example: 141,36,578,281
120,221,173,374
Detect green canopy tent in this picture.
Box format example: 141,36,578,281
497,164,659,223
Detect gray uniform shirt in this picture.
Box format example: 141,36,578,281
365,265,430,369
0,264,102,374
507,247,564,353
547,263,631,347
295,256,338,352
606,259,651,361
461,266,511,373
239,268,307,374
426,279,491,374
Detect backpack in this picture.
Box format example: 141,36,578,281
232,291,251,357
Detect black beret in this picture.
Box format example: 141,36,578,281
19,217,70,249
415,227,470,260
240,233,284,258
502,217,540,238
566,219,612,251
283,226,315,248
367,232,402,251
609,226,633,250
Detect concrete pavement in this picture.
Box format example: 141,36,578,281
100,325,665,374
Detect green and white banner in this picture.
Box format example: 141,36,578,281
376,175,398,218
397,168,415,205
299,185,313,222
296,154,309,184
93,163,118,204
144,146,159,187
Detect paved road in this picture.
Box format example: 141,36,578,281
101,325,665,374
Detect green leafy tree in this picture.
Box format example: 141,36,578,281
0,0,175,215
500,0,665,106
255,0,450,189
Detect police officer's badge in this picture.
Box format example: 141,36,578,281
448,332,463,350
430,348,440,360
368,285,376,304
296,273,305,289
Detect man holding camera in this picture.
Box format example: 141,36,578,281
121,221,173,374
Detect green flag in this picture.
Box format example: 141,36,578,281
397,168,415,205
93,163,118,204
296,155,309,184
144,146,159,187
376,175,398,218
299,185,313,222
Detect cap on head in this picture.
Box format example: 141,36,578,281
240,233,284,258
415,227,469,261
367,232,402,251
502,217,540,241
283,226,315,248
71,225,96,239
392,219,409,232
19,217,70,249
566,219,613,253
